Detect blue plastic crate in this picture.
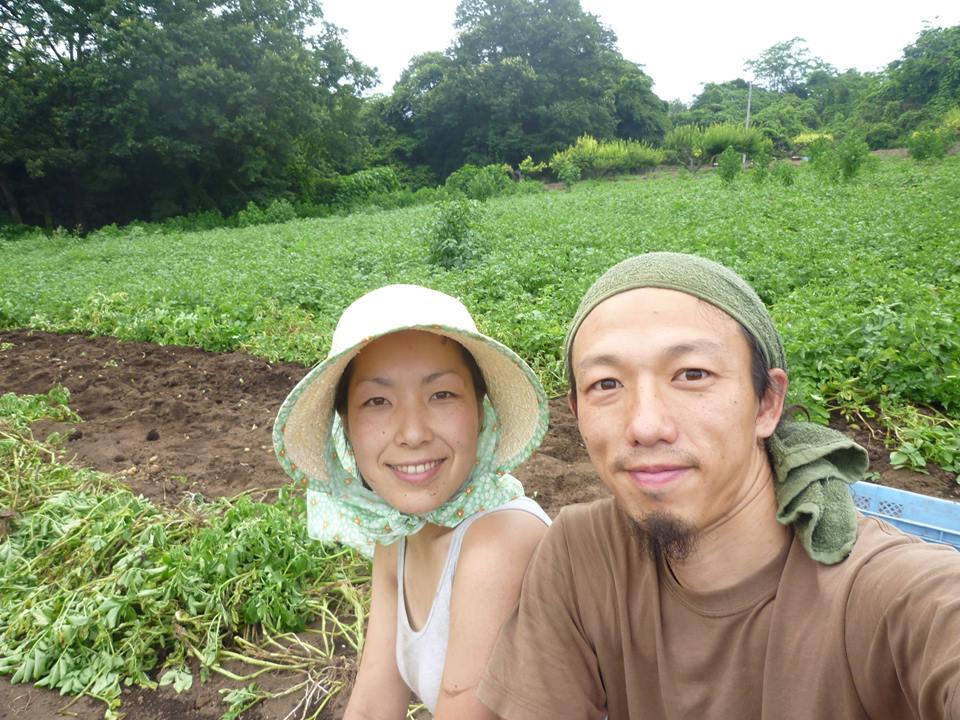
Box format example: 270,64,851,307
849,481,960,550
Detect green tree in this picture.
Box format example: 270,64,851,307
855,24,960,142
378,0,668,178
745,37,831,95
0,0,374,228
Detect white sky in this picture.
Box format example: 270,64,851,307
319,0,960,103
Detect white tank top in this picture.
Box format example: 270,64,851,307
394,496,551,713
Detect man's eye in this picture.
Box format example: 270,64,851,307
677,369,709,382
591,378,621,391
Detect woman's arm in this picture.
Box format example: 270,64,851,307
343,543,412,720
433,510,548,720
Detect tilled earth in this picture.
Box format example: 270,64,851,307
0,329,956,719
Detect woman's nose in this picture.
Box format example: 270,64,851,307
394,402,432,447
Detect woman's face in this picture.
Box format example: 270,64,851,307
344,330,482,515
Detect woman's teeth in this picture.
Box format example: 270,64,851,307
392,460,441,474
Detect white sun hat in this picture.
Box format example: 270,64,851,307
273,284,549,487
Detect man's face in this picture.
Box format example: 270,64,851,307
569,288,784,536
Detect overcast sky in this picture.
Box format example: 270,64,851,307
319,1,960,102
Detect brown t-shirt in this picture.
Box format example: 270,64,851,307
478,497,960,720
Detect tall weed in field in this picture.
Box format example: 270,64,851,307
426,199,485,269
716,146,742,184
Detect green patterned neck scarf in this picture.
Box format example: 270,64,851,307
305,398,523,558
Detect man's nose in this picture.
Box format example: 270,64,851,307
625,382,678,446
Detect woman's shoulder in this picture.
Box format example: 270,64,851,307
456,503,548,577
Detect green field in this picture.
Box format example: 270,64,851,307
3,156,959,473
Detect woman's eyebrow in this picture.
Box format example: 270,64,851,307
422,369,460,385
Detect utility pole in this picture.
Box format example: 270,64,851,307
743,81,753,166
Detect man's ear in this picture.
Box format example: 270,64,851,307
756,368,788,439
567,390,578,419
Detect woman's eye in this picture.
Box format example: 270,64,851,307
591,378,621,391
362,396,389,407
432,390,456,400
677,369,709,382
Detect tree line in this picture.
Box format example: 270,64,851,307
2,0,958,231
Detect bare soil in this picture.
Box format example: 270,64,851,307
0,328,956,718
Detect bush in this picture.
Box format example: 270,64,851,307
835,135,870,181
664,125,705,171
665,123,763,171
518,156,547,179
750,148,772,184
335,167,402,208
792,131,833,152
549,153,582,185
235,198,298,227
549,135,663,182
907,129,952,161
716,146,741,184
772,161,797,186
445,164,514,201
942,107,960,137
426,199,485,269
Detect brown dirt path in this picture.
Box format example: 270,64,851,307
0,329,956,719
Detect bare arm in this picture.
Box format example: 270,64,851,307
433,510,548,720
343,543,412,720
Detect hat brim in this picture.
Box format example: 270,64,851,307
273,325,548,486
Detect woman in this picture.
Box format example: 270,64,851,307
273,284,550,718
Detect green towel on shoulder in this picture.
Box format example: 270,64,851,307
770,421,869,565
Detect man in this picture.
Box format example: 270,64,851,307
478,252,960,719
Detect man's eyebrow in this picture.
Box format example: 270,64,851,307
577,341,726,372
664,340,725,358
576,353,621,373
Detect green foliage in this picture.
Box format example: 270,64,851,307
426,199,486,269
772,160,798,186
0,412,367,715
550,134,663,182
665,124,764,171
907,129,953,161
236,199,298,228
804,134,870,182
335,167,403,208
943,107,960,136
835,135,870,180
445,164,514,201
518,156,547,178
2,155,959,473
716,147,742,184
750,148,772,184
0,0,374,230
380,0,667,178
854,25,960,142
745,37,831,94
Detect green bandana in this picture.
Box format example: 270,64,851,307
305,398,524,558
565,252,866,565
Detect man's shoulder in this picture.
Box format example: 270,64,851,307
847,514,960,578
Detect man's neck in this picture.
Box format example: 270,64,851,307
668,451,790,593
